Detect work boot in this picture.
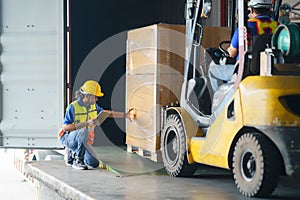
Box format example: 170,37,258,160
65,149,75,167
72,157,88,170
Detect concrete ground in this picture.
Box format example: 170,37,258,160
25,146,300,200
0,149,37,200
25,160,248,200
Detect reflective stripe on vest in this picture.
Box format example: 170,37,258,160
70,101,98,144
248,17,278,35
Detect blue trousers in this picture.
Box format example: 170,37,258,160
61,128,99,168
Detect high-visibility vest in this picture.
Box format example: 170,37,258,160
248,17,278,35
71,100,98,145
247,17,278,46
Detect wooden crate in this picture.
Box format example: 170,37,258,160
125,24,185,160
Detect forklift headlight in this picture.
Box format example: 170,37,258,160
279,95,300,117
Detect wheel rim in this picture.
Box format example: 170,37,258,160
164,126,180,166
241,150,256,182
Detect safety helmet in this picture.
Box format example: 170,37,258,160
80,80,104,97
248,0,272,8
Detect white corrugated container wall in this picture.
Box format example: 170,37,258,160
0,0,65,148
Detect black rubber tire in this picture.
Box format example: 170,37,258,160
232,132,280,197
161,114,197,177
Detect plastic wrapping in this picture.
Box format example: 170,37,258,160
125,24,185,153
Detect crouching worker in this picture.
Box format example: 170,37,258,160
59,80,135,170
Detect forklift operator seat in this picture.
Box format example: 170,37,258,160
244,33,272,77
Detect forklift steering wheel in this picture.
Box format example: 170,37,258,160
218,41,231,58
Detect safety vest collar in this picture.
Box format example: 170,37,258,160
255,15,271,20
77,98,91,109
77,98,95,110
77,98,84,106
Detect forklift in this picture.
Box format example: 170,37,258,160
160,0,300,197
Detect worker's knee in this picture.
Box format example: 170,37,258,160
76,129,88,143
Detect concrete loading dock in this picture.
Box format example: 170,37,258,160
25,145,300,200
25,147,300,200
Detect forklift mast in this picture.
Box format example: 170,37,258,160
184,0,202,73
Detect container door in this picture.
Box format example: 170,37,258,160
0,0,65,148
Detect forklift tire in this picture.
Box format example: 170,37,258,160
232,132,280,197
161,114,197,177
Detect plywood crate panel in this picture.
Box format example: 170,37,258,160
126,73,183,152
126,24,185,75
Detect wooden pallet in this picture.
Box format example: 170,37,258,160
127,144,161,162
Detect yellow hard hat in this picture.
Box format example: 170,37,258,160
80,80,104,97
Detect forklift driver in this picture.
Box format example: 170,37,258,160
227,0,278,58
209,0,278,92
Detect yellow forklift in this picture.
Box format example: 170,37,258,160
160,0,300,197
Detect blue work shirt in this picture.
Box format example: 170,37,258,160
63,98,103,125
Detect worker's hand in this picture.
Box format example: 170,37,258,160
126,108,136,122
87,119,99,127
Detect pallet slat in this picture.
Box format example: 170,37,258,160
127,144,161,162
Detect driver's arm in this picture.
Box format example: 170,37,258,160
227,45,238,58
227,28,239,58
